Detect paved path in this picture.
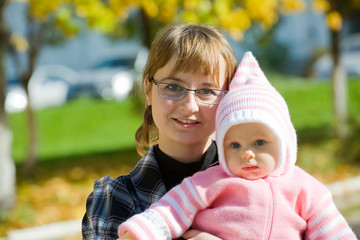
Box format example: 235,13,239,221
348,215,360,238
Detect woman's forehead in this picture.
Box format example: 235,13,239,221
154,53,226,88
171,54,225,86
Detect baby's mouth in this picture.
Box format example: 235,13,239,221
242,165,259,172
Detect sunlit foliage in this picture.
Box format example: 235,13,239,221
12,0,307,46
108,0,305,41
326,10,342,31
312,0,360,32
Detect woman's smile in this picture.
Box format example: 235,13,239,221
174,118,200,127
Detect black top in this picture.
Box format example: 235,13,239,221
154,141,218,191
82,141,219,239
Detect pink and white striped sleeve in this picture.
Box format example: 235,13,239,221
305,191,357,240
118,178,207,240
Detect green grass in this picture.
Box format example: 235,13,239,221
271,75,360,130
9,98,143,163
270,76,360,181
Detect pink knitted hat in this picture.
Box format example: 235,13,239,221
216,51,297,177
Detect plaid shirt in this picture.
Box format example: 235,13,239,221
83,145,213,239
82,146,168,239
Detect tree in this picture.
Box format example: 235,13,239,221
5,0,118,173
0,0,16,214
0,0,120,213
312,0,360,139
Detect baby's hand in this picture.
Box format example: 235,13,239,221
117,231,137,240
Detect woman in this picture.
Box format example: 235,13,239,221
82,23,238,240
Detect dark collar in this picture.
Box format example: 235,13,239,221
154,141,218,190
128,142,218,210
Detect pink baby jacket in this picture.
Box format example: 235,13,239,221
118,165,356,240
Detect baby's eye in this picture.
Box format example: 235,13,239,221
231,142,240,149
255,140,265,146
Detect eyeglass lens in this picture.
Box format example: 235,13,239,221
156,82,224,104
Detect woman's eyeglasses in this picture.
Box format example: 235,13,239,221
150,77,227,105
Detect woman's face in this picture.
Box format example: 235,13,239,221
145,54,227,156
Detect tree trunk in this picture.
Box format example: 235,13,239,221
139,8,152,49
21,96,37,173
330,30,348,139
0,0,16,214
0,124,16,213
21,21,44,174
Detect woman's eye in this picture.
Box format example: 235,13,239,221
198,89,216,96
255,140,265,146
231,143,240,149
165,84,182,92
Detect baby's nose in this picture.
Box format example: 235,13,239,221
242,150,255,160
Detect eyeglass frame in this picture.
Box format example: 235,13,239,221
149,77,228,105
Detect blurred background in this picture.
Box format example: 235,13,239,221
0,0,359,239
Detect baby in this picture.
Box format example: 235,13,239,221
117,52,356,240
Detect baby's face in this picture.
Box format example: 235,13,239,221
223,122,279,180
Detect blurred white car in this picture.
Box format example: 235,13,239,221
5,65,78,113
5,79,28,113
73,46,148,101
5,46,149,112
28,64,79,110
313,34,360,78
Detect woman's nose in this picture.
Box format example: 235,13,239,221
179,91,200,113
242,149,255,160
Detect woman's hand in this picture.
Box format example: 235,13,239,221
182,230,222,240
117,231,137,240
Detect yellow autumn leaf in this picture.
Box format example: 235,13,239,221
229,29,244,42
312,0,330,13
9,33,29,52
28,0,63,21
220,8,251,41
184,0,199,11
243,0,281,29
261,10,278,29
89,10,117,33
214,0,231,16
181,10,201,23
197,0,212,14
226,8,251,31
159,0,177,23
108,1,124,18
142,0,159,18
279,0,306,14
326,11,342,31
245,0,276,21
